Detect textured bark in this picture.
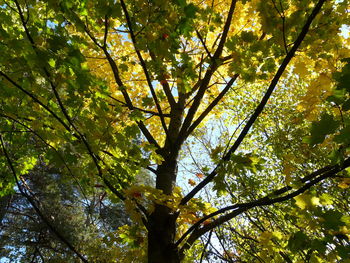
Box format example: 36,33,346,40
148,160,180,263
148,205,180,263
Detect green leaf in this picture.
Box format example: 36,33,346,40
334,58,350,92
309,113,340,145
129,110,145,122
288,231,310,252
337,245,350,259
310,239,327,254
184,4,197,19
326,90,347,105
334,126,350,145
322,210,345,231
119,63,128,72
48,58,56,68
342,99,350,111
241,31,255,42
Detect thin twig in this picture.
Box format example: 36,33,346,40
180,0,327,206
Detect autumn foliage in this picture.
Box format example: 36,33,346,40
0,0,350,262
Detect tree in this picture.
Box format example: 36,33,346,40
0,0,349,262
0,165,131,262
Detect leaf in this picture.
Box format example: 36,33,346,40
319,193,334,206
334,58,350,92
241,31,255,43
294,61,309,77
310,239,327,254
322,210,345,231
342,99,350,111
48,58,56,68
288,231,310,252
259,231,273,245
294,194,319,210
188,179,196,186
129,110,145,121
338,178,350,189
309,113,339,145
334,126,350,145
184,4,197,19
195,173,204,179
337,245,350,259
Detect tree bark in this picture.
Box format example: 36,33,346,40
148,160,180,263
148,205,180,263
147,94,185,262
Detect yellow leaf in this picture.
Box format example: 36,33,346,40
273,231,283,240
294,61,309,77
294,195,307,210
311,196,320,206
294,194,320,210
338,178,350,189
259,231,273,244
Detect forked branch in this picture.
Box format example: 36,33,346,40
120,0,170,138
178,157,350,253
180,0,327,206
175,0,238,147
83,19,161,149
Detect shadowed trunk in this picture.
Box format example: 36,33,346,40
148,159,181,263
148,205,180,263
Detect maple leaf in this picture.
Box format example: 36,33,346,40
195,173,204,179
0,0,349,262
188,179,196,186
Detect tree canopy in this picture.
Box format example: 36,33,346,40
0,0,350,262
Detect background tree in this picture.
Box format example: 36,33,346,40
0,165,132,262
0,0,349,262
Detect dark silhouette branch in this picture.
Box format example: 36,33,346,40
120,0,170,138
81,15,161,150
175,0,238,148
212,0,238,58
178,156,350,252
103,15,109,46
0,71,71,132
108,95,171,117
102,48,161,149
14,0,75,131
0,113,90,202
160,78,177,109
185,74,239,138
196,30,212,59
148,50,177,108
0,135,89,263
199,230,213,263
271,0,289,54
13,1,128,201
180,0,327,206
177,162,334,247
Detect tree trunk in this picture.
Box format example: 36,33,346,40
147,159,181,263
147,99,185,262
148,205,180,263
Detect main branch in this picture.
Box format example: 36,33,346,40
180,0,327,206
120,0,170,138
178,157,350,253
